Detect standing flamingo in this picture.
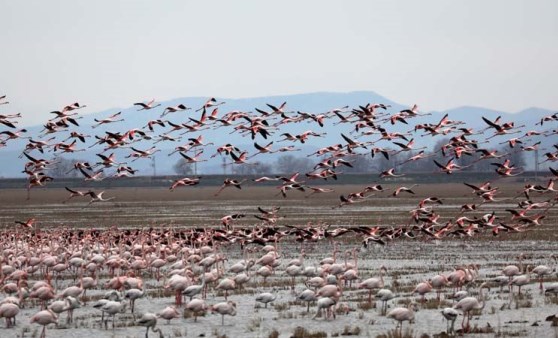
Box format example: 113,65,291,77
441,307,459,334
313,297,338,320
298,289,317,313
137,312,164,338
387,303,417,331
157,306,180,324
210,301,237,325
0,302,19,328
453,283,488,333
376,288,395,315
30,309,58,338
185,299,208,322
255,292,277,308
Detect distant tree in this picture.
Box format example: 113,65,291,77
342,155,374,173
425,138,451,172
276,155,313,174
232,162,272,175
173,159,193,175
500,146,525,170
48,157,81,178
372,148,402,172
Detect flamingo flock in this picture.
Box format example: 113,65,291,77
0,224,555,336
0,94,558,336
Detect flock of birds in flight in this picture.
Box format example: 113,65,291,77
1,93,558,241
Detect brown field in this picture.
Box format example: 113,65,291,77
1,182,556,242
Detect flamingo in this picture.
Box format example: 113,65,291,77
376,288,395,315
453,283,488,333
182,277,206,301
413,281,432,303
196,97,225,112
509,266,531,296
255,292,277,308
210,301,237,325
134,99,161,111
387,303,417,331
441,307,459,334
185,299,208,322
30,309,58,338
63,187,90,203
358,266,386,303
136,312,164,338
161,104,190,117
92,112,124,128
14,218,36,228
101,300,127,329
298,289,317,313
164,274,191,306
86,191,115,206
157,306,180,324
0,302,19,328
124,288,145,315
430,274,449,301
215,278,236,300
532,264,553,290
313,297,337,320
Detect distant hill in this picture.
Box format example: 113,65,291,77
0,91,555,178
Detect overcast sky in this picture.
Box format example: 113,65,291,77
1,0,557,125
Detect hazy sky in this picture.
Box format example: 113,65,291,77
1,0,557,125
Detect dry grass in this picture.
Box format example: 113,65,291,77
291,326,328,338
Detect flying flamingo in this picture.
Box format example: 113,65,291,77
380,168,404,178
161,104,190,117
86,191,115,206
93,112,124,128
214,178,246,196
134,99,161,111
15,218,36,228
196,97,225,112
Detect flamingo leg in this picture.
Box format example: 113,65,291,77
450,318,456,334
